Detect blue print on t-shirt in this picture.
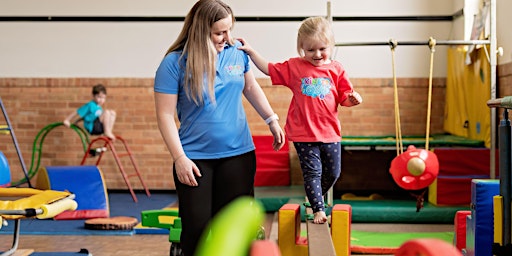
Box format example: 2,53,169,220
225,65,244,77
301,77,332,99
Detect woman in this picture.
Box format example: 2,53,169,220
153,0,285,255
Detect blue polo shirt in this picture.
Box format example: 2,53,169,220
154,41,255,159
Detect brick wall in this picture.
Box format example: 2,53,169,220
0,76,461,190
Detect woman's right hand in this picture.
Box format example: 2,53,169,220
174,156,202,187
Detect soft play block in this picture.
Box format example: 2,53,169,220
428,148,499,206
0,151,10,187
454,210,471,251
466,215,475,256
278,204,308,256
253,136,290,186
433,148,499,176
36,165,109,219
429,177,475,206
468,179,499,256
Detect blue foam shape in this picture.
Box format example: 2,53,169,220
0,151,11,186
470,179,500,256
44,165,108,211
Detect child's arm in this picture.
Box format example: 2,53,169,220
237,38,270,76
341,91,363,107
63,111,79,127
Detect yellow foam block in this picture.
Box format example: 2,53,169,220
278,204,307,256
494,195,503,245
331,204,352,256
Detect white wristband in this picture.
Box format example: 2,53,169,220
264,113,279,125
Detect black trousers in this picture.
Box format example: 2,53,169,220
173,150,256,256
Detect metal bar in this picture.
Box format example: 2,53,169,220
336,39,490,47
488,0,503,246
0,97,32,188
489,0,498,180
0,10,463,23
499,109,511,245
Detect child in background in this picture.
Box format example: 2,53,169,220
63,84,117,141
239,16,362,224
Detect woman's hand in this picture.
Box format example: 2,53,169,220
268,120,285,151
174,156,202,187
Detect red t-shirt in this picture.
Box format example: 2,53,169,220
268,57,353,143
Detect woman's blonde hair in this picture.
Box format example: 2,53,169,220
296,16,335,57
166,0,235,105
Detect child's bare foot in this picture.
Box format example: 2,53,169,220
105,133,116,142
313,211,328,224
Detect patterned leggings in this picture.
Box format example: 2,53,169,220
294,142,341,213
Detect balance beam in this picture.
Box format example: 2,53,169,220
278,203,351,256
306,218,336,255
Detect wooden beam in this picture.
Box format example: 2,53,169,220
306,208,336,256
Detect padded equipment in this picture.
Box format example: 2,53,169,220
0,151,10,187
36,165,109,219
466,179,499,256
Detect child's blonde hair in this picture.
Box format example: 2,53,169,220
296,16,335,57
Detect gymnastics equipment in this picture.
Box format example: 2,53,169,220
277,203,351,256
250,240,281,256
428,148,498,206
386,37,440,210
454,210,471,251
389,145,439,191
36,165,109,220
334,0,498,189
487,96,512,109
195,196,265,256
253,135,290,186
465,179,500,256
304,207,336,256
81,135,150,203
142,197,276,256
10,122,90,187
0,97,32,188
334,134,484,197
141,208,182,256
84,216,139,230
0,188,78,256
394,238,462,256
0,152,11,187
487,99,512,255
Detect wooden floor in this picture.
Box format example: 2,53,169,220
0,213,454,256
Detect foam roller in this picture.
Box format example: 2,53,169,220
37,198,78,219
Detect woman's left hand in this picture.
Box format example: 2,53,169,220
268,121,285,151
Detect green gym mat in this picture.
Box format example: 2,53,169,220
340,134,484,148
332,199,469,223
255,186,469,223
350,229,454,254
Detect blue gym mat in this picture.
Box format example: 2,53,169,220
0,191,177,236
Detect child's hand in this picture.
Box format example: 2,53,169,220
63,120,71,127
237,38,253,55
342,91,362,107
348,91,363,105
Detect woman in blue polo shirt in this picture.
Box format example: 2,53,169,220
153,1,285,255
